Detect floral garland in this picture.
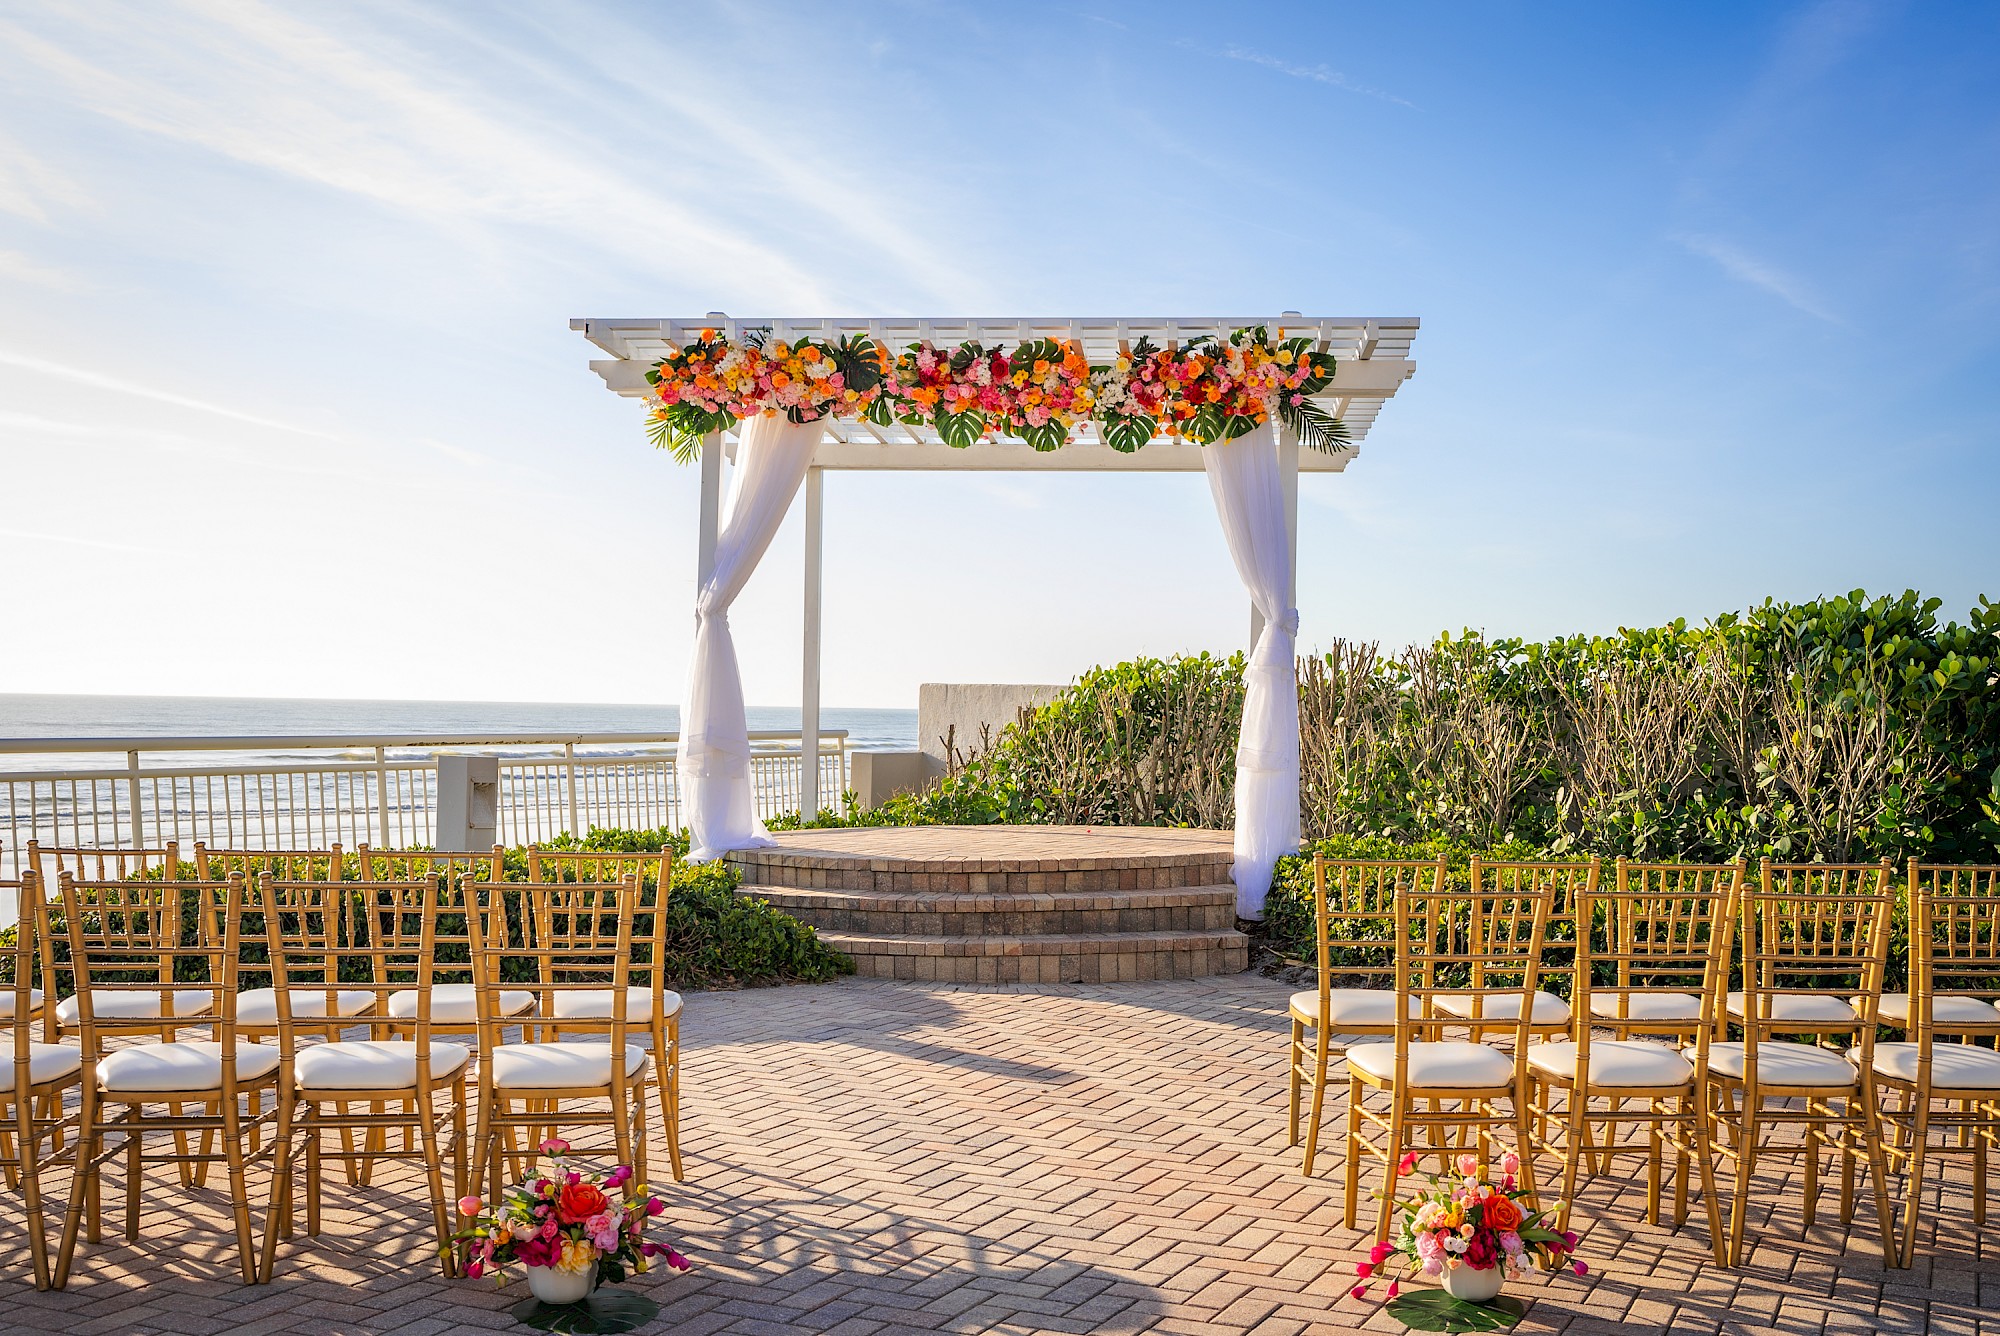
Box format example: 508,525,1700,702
644,325,1349,462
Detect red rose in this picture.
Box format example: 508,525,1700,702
557,1181,609,1224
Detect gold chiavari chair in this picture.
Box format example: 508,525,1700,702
1700,860,1898,1268
257,877,469,1281
1431,859,1595,1040
1525,861,1739,1256
467,874,651,1203
2,871,81,1289
32,844,195,1043
53,875,283,1287
1345,868,1556,1239
353,848,532,1037
0,860,48,1041
1876,863,2000,1266
193,843,344,884
1288,857,1441,1177
527,846,683,1180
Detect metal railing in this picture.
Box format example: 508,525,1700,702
0,730,849,882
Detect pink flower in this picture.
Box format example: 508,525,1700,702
458,1195,482,1217
1368,1242,1392,1265
1500,1151,1520,1176
539,1138,570,1157
645,1197,665,1217
1456,1154,1479,1176
1356,1263,1373,1279
1561,1231,1580,1251
1573,1261,1588,1276
464,1259,483,1279
1396,1151,1420,1176
1349,1285,1369,1300
1386,1281,1400,1299
585,1211,623,1252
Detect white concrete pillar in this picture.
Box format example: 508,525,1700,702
1251,428,1302,649
801,466,824,818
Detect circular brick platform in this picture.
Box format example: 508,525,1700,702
726,825,1249,985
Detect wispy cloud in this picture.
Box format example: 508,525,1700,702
0,348,343,439
1216,45,1415,108
0,130,91,222
0,248,77,288
1673,233,1845,325
0,523,165,556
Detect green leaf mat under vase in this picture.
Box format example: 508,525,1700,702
510,1287,661,1334
1384,1288,1527,1332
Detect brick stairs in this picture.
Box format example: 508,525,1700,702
725,825,1251,984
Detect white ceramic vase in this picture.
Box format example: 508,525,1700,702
1442,1263,1504,1303
526,1262,598,1305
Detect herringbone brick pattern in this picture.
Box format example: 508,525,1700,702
1,975,1993,1333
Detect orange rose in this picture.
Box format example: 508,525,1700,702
1482,1193,1524,1232
557,1181,609,1224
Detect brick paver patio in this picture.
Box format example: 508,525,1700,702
1,973,1989,1334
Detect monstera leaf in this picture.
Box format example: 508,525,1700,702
1383,1289,1527,1333
936,409,986,449
1102,414,1156,454
1020,421,1068,453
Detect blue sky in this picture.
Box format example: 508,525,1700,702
0,1,1994,708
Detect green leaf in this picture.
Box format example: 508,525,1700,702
1183,404,1227,444
1383,1288,1529,1332
1282,397,1353,454
937,409,986,449
1103,414,1156,453
1020,421,1068,452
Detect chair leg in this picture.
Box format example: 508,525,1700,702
1513,1089,1541,1215
124,1116,142,1242
664,1016,684,1182
1692,1089,1726,1267
1726,1099,1758,1268
305,1108,323,1237
260,1091,298,1284
1802,1121,1819,1229
1342,1074,1363,1231
1972,1099,1988,1226
54,1096,103,1289
1302,1034,1331,1178
1287,1019,1304,1147
1900,1094,1929,1268
416,1090,457,1279
221,1093,258,1285
451,1078,469,1205
1556,1079,1582,1235
1375,1100,1408,1243
1858,1089,1898,1269
17,1098,52,1291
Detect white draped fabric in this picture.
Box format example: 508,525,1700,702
1202,422,1300,919
679,415,822,863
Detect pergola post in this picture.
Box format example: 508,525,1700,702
801,465,824,818
696,430,722,587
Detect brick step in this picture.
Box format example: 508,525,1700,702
740,881,1239,937
815,928,1251,985
726,830,1232,897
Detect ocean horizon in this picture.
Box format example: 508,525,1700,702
0,692,920,771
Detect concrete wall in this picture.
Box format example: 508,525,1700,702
849,750,942,810
917,682,1066,770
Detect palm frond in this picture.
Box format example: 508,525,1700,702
1282,398,1353,455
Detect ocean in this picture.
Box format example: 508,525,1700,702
0,694,920,771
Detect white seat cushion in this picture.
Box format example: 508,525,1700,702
1434,991,1571,1024
1588,992,1704,1022
294,1039,470,1091
1346,1040,1516,1090
96,1041,282,1093
57,989,214,1026
235,988,376,1027
0,1038,82,1086
548,987,683,1022
1864,994,1999,1027
1871,1042,2000,1090
388,985,535,1023
1528,1039,1693,1089
0,989,45,1019
1690,1041,1857,1089
488,1042,650,1090
1725,993,1857,1024
1288,988,1417,1028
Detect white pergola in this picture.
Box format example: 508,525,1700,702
573,314,1420,816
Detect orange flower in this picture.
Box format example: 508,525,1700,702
557,1181,609,1224
1482,1193,1524,1232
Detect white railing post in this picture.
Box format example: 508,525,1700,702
373,745,390,847
565,741,581,837
126,749,144,849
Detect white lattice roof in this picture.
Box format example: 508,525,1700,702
571,314,1418,472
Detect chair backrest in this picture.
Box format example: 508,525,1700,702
1464,858,1599,1002
30,841,183,886
261,877,455,1074
1309,856,1444,996
527,847,673,992
1390,865,1557,1067
518,871,666,1021
1906,862,2000,1042
356,845,504,884
194,843,343,882
1740,861,1896,1049
358,875,506,993
58,874,242,1055
472,873,638,1060
1574,860,1743,1071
